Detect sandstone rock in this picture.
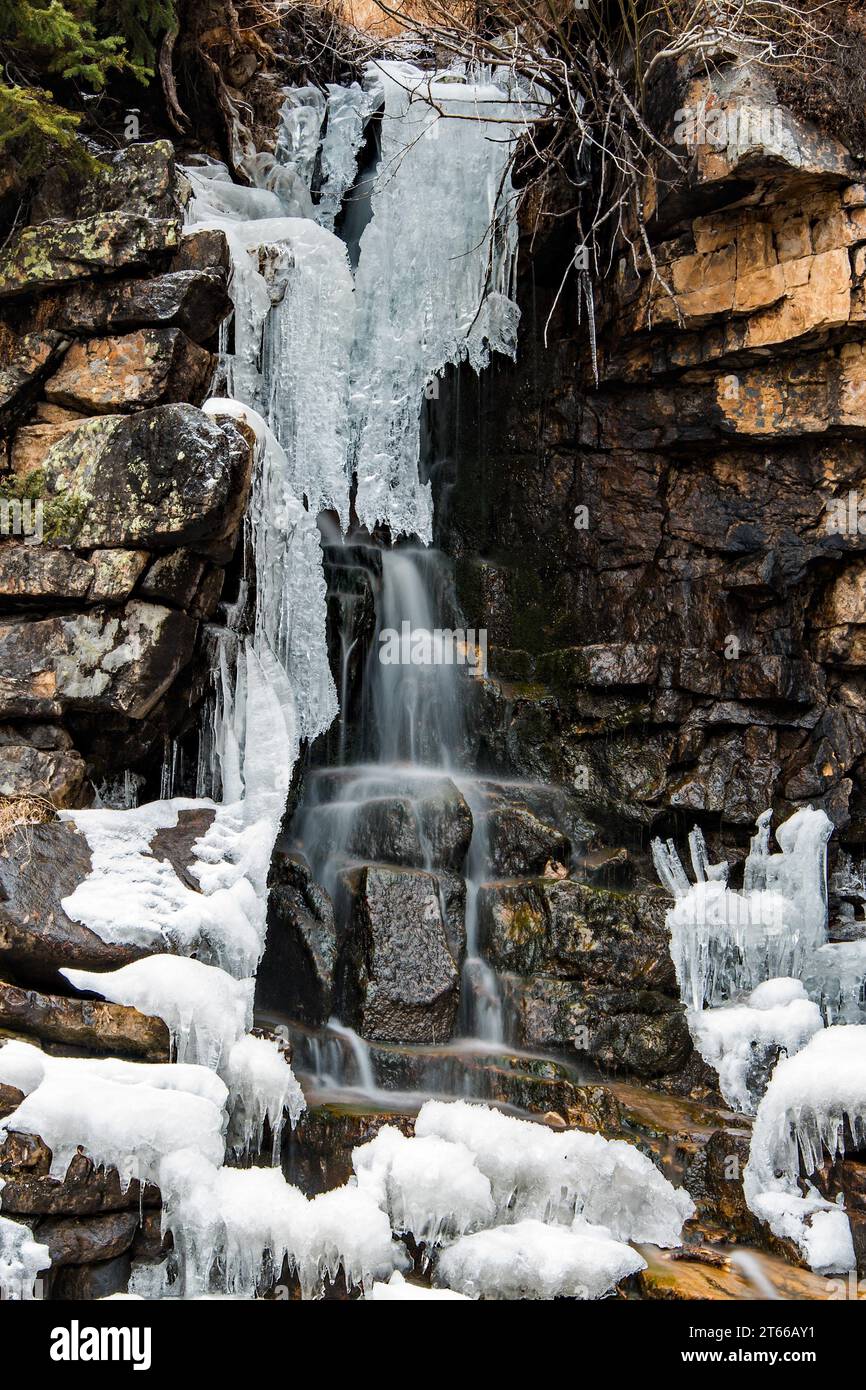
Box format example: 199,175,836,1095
44,329,213,414
0,979,169,1059
0,1130,160,1216
12,405,254,553
35,1210,140,1267
339,865,460,1043
0,820,151,989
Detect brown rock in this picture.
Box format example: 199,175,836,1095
44,329,213,414
36,1210,140,1267
0,743,86,805
0,979,170,1059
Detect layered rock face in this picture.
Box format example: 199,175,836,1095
438,56,866,858
0,141,248,807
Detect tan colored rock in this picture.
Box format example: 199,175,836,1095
0,544,92,601
11,420,79,476
44,328,213,414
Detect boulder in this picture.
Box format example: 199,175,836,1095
45,269,231,344
52,1254,132,1299
480,803,570,876
0,329,69,428
258,852,337,1028
305,773,473,872
339,865,460,1043
0,544,92,602
0,603,198,720
0,742,86,805
11,404,254,553
138,550,206,607
512,976,692,1079
44,329,213,414
0,214,179,300
0,979,169,1059
87,549,149,603
35,1210,140,1267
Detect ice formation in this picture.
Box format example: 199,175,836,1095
0,1040,229,1111
159,1156,408,1299
0,1214,50,1301
690,979,823,1114
434,1218,646,1301
352,1126,496,1246
743,1026,866,1272
414,1100,694,1246
350,63,527,542
652,810,832,1012
223,1034,306,1160
62,958,254,1071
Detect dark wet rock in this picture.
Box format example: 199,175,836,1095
36,1210,140,1267
52,1253,132,1300
481,803,570,876
149,807,215,891
338,865,460,1044
511,975,692,1079
11,404,254,554
258,851,338,1028
44,329,213,415
0,979,169,1058
838,1157,866,1276
537,643,660,694
30,142,179,225
0,1081,23,1118
286,1104,415,1196
305,773,473,872
0,329,69,430
478,879,675,989
0,820,153,990
46,270,231,344
172,228,231,277
139,549,207,607
433,870,466,964
130,1207,171,1264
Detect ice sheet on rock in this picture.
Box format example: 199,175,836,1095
802,941,866,1024
203,402,338,747
415,1101,694,1246
223,1034,305,1161
350,62,527,542
0,1039,229,1111
653,809,832,1010
160,1154,408,1299
187,177,356,527
353,1125,495,1246
62,957,253,1071
690,980,823,1114
744,1026,866,1272
58,796,269,978
434,1217,645,1301
365,1271,469,1300
1,1075,225,1188
0,1214,50,1300
269,82,374,232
